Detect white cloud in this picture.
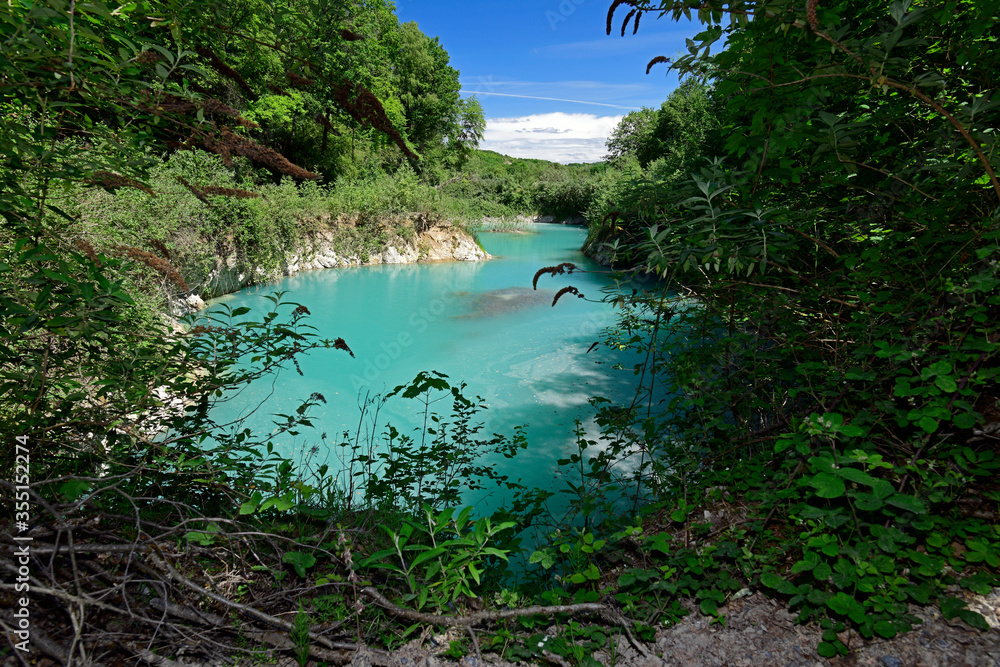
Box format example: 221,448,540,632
480,112,622,163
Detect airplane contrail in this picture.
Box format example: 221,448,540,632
460,90,635,111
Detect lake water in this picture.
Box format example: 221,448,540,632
209,223,645,513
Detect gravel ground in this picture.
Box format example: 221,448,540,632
343,589,1000,667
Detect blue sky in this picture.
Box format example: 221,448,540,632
394,1,706,163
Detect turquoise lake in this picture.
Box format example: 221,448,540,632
210,223,645,513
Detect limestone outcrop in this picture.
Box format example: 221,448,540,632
173,214,488,315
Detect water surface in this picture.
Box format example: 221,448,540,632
211,224,642,510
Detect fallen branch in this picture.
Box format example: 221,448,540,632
146,551,341,651
361,586,652,658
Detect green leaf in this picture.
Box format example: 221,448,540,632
760,572,783,589
873,620,898,638
810,472,846,498
826,591,855,615
854,493,884,511
837,467,875,486
958,610,990,631
889,0,910,24
358,548,398,568
283,551,317,578
239,491,263,515
409,547,446,569
885,493,927,514
699,599,718,616
872,479,895,499
918,415,939,433
954,412,977,429
935,375,957,392
60,479,90,501
809,455,837,474
939,597,966,619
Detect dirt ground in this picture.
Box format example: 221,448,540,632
344,589,1000,667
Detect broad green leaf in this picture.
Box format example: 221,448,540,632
854,493,884,511
837,467,875,486
885,493,927,514
239,490,263,515
939,596,966,619
810,472,846,498
283,551,316,578
958,610,990,630
60,479,90,501
817,642,837,658
873,621,897,638
760,572,782,588
935,375,957,392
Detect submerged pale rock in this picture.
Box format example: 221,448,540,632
456,286,554,318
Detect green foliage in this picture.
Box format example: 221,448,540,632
584,79,723,258
337,371,528,512
360,505,515,612
434,150,606,220
395,21,472,166
570,0,1000,654
290,604,311,667
604,107,658,166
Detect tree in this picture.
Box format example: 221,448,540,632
394,21,463,158
604,107,657,165
445,95,486,167
639,78,719,170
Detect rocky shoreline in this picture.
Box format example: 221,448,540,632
174,213,489,315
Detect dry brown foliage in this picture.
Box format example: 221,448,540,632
607,0,637,35
147,238,172,260
287,70,316,88
266,82,291,97
75,239,102,267
199,125,320,180
199,185,262,198
175,175,213,207
806,0,819,30
313,112,342,135
333,83,418,162
134,50,164,65
334,337,355,357
140,93,258,129
195,45,258,99
87,170,156,196
621,8,636,36
552,285,584,307
646,55,670,74
532,262,579,289
114,245,190,292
